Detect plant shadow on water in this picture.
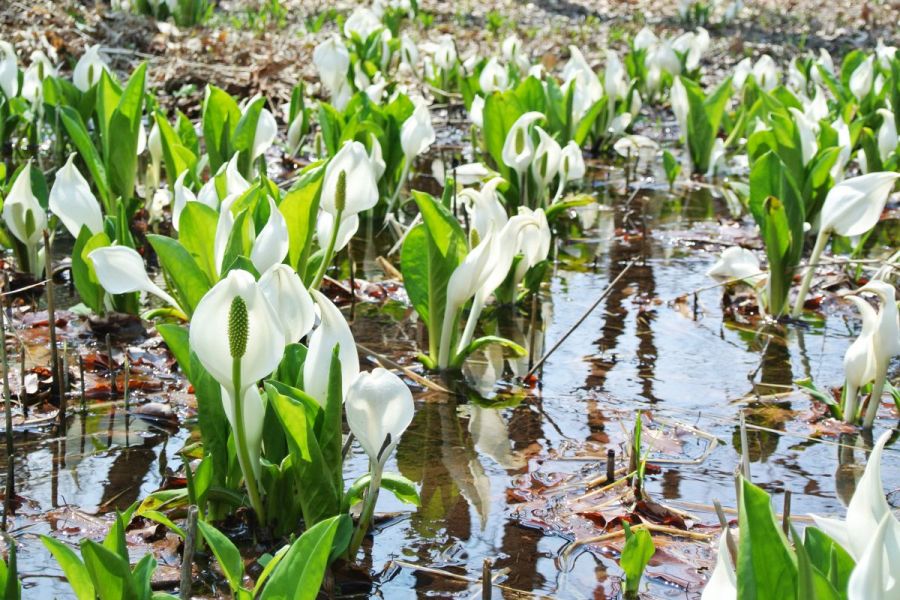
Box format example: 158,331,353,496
2,163,898,599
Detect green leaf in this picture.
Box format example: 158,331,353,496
202,85,241,172
41,536,95,600
140,511,186,538
793,525,841,600
280,170,323,279
259,515,348,600
80,540,138,600
178,201,219,283
736,477,798,599
60,107,110,208
482,91,524,175
0,537,20,600
621,522,655,594
107,63,147,210
345,472,421,508
147,234,210,315
266,384,340,526
453,335,527,368
71,227,111,313
804,527,855,599
681,76,732,173
196,520,244,593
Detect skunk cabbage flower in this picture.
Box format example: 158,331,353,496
190,269,285,482
604,51,628,101
343,7,382,40
701,531,737,600
249,196,289,274
172,171,212,230
857,281,900,426
671,78,689,141
502,112,544,176
842,295,877,423
613,134,659,159
792,172,900,317
432,161,489,187
259,264,315,344
321,140,379,218
849,56,875,102
469,95,485,128
848,514,900,600
73,45,109,92
707,246,765,287
460,178,507,241
421,35,456,71
439,232,496,368
479,57,509,93
532,127,561,189
563,46,603,121
559,141,586,184
304,290,360,405
831,117,852,182
345,368,414,469
2,163,46,248
819,172,899,237
633,27,658,51
876,109,897,163
804,86,829,123
22,51,55,104
672,28,709,71
313,35,350,96
249,102,277,165
0,41,18,98
89,246,179,310
49,154,104,238
316,211,358,253
399,33,418,70
400,99,436,160
789,108,818,166
811,431,900,586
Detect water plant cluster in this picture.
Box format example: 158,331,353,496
0,0,898,597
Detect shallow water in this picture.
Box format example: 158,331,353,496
2,169,898,599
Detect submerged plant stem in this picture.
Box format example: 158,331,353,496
231,358,266,525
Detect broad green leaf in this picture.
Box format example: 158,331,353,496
793,525,841,600
178,202,219,283
41,536,94,600
60,107,110,207
736,478,798,599
196,520,244,593
621,522,655,594
80,540,138,600
147,234,210,315
804,527,855,599
345,472,421,508
482,91,524,174
202,85,241,172
107,63,147,209
453,335,527,368
71,227,110,313
259,515,348,600
0,538,20,600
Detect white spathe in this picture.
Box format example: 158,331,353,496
304,289,360,406
345,367,414,468
88,246,179,310
259,264,315,344
49,154,104,238
819,172,900,237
